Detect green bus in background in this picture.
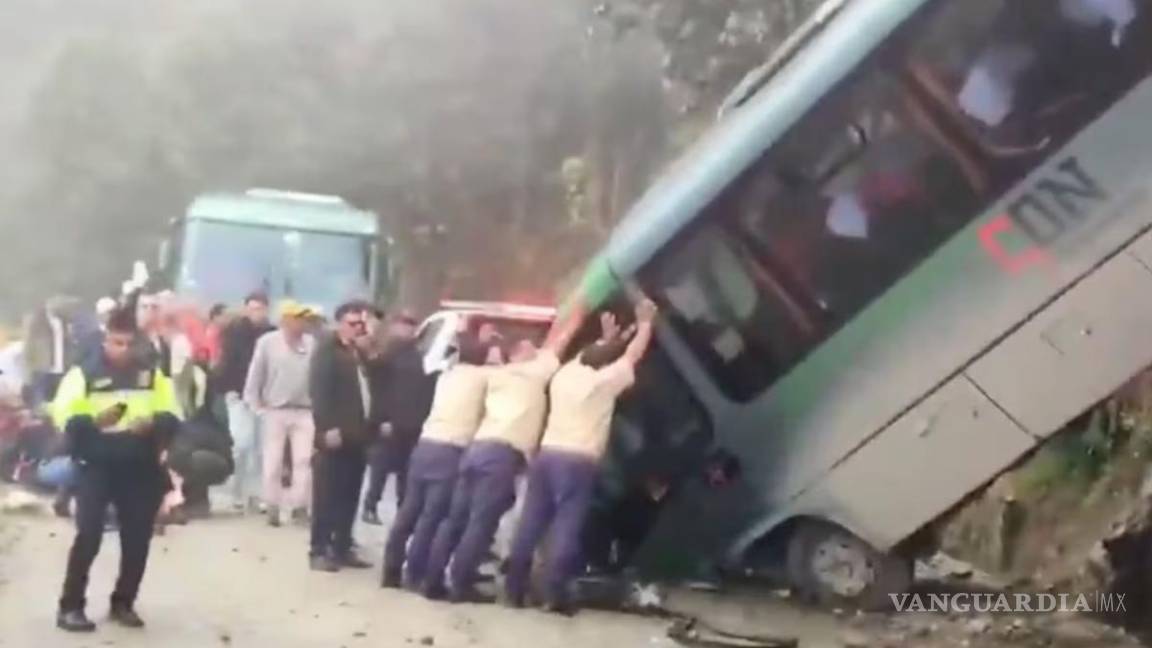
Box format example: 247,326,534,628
571,0,1152,607
158,189,389,316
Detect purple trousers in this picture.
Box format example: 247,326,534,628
422,441,524,593
505,450,599,604
382,441,464,585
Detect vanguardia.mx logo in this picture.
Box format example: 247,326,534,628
890,592,1127,614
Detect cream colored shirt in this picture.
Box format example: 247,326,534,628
420,364,489,446
473,351,561,457
538,358,636,460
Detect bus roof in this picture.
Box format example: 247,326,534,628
717,0,850,118
439,300,556,321
185,190,379,237
601,0,930,279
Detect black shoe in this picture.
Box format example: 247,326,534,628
168,507,190,525
56,609,96,633
449,587,495,605
381,569,402,589
53,497,71,518
337,552,371,569
541,600,578,617
155,510,187,528
421,582,448,601
501,592,526,609
310,554,340,572
183,500,212,520
362,509,382,525
109,604,145,628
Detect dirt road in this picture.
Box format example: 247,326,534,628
0,509,677,648
1,497,1140,648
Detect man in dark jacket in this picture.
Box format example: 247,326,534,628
362,311,435,525
308,300,374,572
168,363,233,518
214,293,273,512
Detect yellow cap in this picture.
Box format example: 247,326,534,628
279,300,314,319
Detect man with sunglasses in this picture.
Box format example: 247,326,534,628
307,300,375,571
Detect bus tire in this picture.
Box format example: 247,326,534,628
785,520,912,611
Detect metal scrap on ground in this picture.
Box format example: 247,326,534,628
666,617,798,648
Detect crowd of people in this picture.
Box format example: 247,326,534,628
0,281,664,631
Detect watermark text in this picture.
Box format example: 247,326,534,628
890,592,1126,614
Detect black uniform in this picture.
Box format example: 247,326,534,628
308,333,372,564
52,352,181,618
363,339,435,514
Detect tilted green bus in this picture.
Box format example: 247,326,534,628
158,189,389,316
571,0,1152,607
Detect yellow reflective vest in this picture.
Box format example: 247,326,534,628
52,361,182,432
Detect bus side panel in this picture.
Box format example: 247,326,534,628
748,79,1152,496
634,79,1152,573
969,236,1152,437
786,375,1034,551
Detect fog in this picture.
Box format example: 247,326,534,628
0,0,671,319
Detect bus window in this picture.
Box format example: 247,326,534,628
905,0,1151,173
641,59,989,400
641,226,818,400
733,66,985,332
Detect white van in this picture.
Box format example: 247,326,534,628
415,301,555,374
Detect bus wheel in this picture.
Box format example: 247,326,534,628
785,520,911,611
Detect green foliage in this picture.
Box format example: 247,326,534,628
593,0,826,113
1015,402,1129,498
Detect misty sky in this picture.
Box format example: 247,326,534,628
0,0,671,316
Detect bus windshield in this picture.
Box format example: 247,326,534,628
179,220,371,311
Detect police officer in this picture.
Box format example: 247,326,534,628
53,306,181,632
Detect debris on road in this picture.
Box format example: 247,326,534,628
666,617,798,648
963,618,991,635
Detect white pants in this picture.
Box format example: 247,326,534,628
261,409,315,510
225,393,262,505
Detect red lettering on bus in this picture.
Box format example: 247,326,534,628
979,214,1051,273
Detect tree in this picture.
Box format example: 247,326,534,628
593,0,826,116
0,0,674,317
